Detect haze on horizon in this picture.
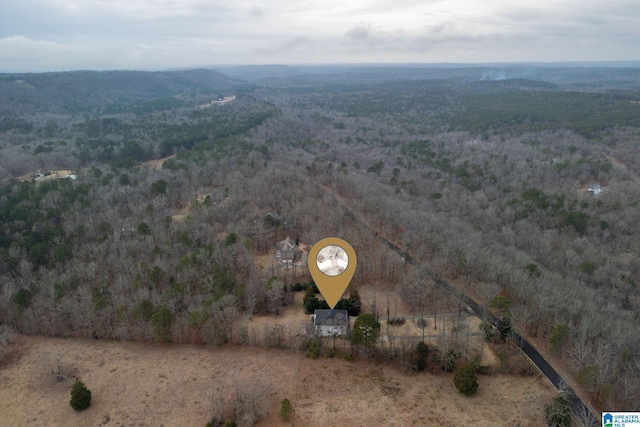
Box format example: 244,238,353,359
1,0,639,73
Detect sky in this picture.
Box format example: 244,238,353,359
1,0,639,72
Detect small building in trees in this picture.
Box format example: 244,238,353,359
275,236,302,268
31,170,51,179
310,309,350,337
587,183,603,196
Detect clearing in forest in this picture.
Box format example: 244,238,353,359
0,334,554,426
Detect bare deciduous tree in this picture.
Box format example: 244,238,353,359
40,351,72,382
212,295,240,343
232,373,272,426
0,325,14,362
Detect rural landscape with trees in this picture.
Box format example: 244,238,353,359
1,63,640,425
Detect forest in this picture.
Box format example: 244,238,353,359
1,64,640,421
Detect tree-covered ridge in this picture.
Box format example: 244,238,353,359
0,69,242,114
70,98,276,166
0,94,277,175
0,178,89,271
290,78,640,137
454,89,640,136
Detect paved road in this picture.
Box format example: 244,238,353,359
514,333,598,425
319,181,599,425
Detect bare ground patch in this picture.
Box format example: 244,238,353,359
17,169,77,182
138,154,176,171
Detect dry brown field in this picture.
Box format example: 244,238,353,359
0,329,554,427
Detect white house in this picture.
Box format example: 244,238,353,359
311,309,350,337
588,184,603,196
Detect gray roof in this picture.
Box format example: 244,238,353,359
275,236,302,261
313,309,349,327
275,236,296,250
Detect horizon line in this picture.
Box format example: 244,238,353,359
2,60,640,75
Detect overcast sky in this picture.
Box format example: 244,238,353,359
1,0,639,72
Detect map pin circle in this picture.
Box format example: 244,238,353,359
308,237,357,309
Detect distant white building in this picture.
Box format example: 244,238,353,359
588,184,603,196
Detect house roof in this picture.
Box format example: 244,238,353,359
275,236,302,261
313,309,349,327
275,236,296,250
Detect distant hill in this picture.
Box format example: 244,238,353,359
213,64,304,81
1,64,638,115
462,78,561,93
217,63,640,91
0,69,240,113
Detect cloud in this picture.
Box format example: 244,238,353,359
345,24,371,41
0,36,79,71
0,0,639,71
253,37,309,56
248,5,264,19
498,7,551,23
0,35,241,72
0,36,154,72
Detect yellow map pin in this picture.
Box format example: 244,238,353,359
308,237,357,309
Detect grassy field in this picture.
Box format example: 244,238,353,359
0,333,554,426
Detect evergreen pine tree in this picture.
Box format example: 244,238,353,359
70,380,92,410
